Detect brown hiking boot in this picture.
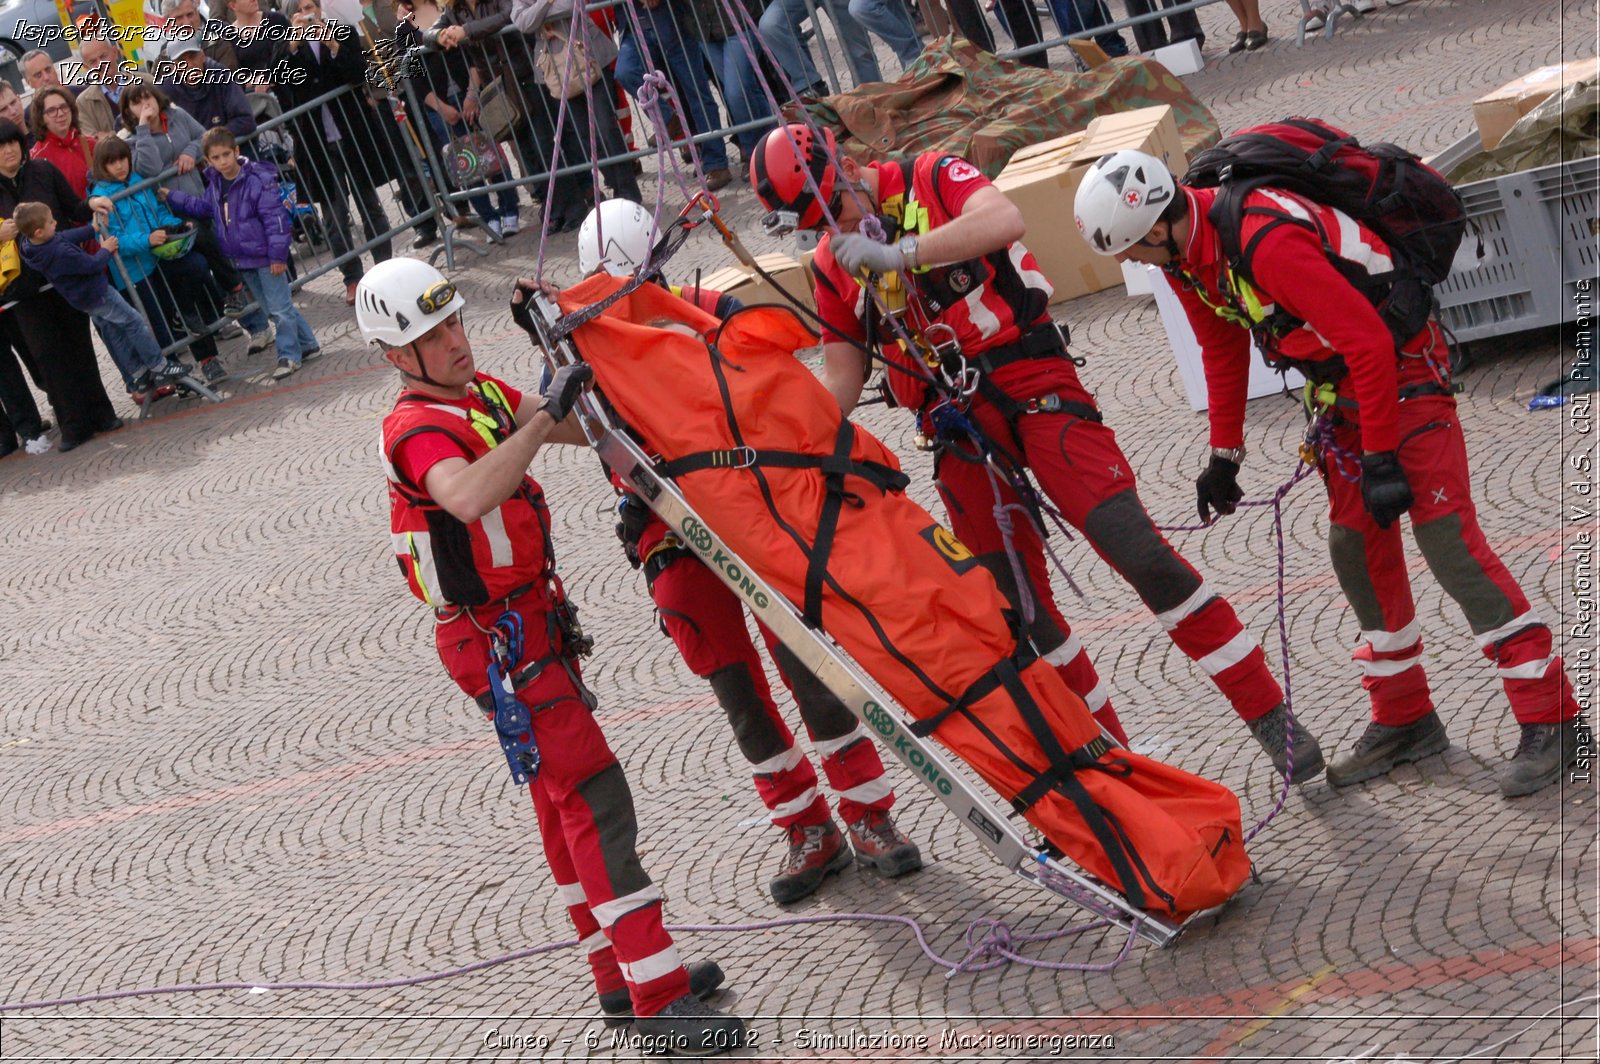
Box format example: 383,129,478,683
845,809,924,878
768,820,850,904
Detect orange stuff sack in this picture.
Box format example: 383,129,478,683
561,275,1249,918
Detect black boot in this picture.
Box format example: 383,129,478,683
598,960,724,1028
1500,722,1581,797
1326,711,1449,787
634,994,745,1056
1246,704,1325,782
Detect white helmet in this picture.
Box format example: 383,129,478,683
1072,149,1177,256
355,258,466,347
577,199,659,277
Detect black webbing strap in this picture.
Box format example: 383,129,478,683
989,658,1152,911
909,641,1040,738
655,447,910,496
801,420,857,628
971,324,1072,374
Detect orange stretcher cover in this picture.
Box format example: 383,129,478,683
562,274,1248,918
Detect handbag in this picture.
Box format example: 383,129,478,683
444,130,505,187
477,76,522,142
536,26,605,100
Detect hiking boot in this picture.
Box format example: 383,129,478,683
703,168,733,192
1245,703,1325,782
633,993,745,1056
598,960,724,1028
768,820,850,904
845,809,924,877
1500,722,1581,798
1326,711,1449,787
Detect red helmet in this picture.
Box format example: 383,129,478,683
750,123,840,232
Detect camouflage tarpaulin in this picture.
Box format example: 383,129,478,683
791,36,1220,177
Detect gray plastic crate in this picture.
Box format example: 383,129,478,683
1430,132,1600,343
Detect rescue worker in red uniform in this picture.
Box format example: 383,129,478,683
361,258,745,1055
576,199,925,904
749,124,1320,782
1074,148,1580,796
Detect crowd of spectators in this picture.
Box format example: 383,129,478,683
0,0,1413,459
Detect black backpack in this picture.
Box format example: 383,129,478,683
1185,117,1468,351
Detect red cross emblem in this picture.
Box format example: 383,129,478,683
1124,189,1143,207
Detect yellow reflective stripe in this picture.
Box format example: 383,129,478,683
465,412,499,450
406,531,434,607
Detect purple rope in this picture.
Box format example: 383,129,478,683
1158,459,1316,842
0,910,1132,1012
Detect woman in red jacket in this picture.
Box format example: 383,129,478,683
28,87,95,198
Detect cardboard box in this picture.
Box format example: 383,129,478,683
1003,131,1085,171
1067,104,1188,179
697,253,816,316
1473,57,1600,150
993,105,1189,302
1068,39,1112,69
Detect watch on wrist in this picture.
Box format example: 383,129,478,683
897,235,920,269
1212,446,1246,465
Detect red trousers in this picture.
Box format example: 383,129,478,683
934,357,1286,736
435,603,689,1017
649,551,895,828
1321,345,1576,726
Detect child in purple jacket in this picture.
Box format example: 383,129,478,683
165,127,320,380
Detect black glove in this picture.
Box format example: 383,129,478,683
537,362,593,422
1359,450,1413,529
509,280,542,336
1195,455,1243,523
614,494,651,562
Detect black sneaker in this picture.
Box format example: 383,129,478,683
768,820,850,904
845,809,923,877
1326,711,1449,787
200,356,228,384
301,347,323,363
599,960,724,1028
1245,704,1325,782
158,358,190,381
1500,722,1581,797
223,288,249,317
633,994,745,1056
272,357,299,380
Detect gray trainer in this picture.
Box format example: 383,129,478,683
633,993,745,1056
1500,722,1581,798
1245,703,1325,782
1326,711,1450,787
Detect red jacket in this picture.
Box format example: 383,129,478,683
1172,185,1438,455
31,129,96,199
382,374,554,610
813,152,1053,410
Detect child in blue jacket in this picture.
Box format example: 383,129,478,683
165,127,319,380
15,201,186,404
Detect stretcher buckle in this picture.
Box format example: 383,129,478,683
1024,394,1063,415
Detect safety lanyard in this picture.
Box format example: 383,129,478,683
485,609,540,785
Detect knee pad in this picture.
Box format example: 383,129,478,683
1412,513,1517,633
1081,490,1201,614
708,663,792,763
576,762,653,897
1327,523,1386,631
767,642,859,743
975,551,1069,655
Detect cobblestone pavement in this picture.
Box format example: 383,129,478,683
1,0,1596,1060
